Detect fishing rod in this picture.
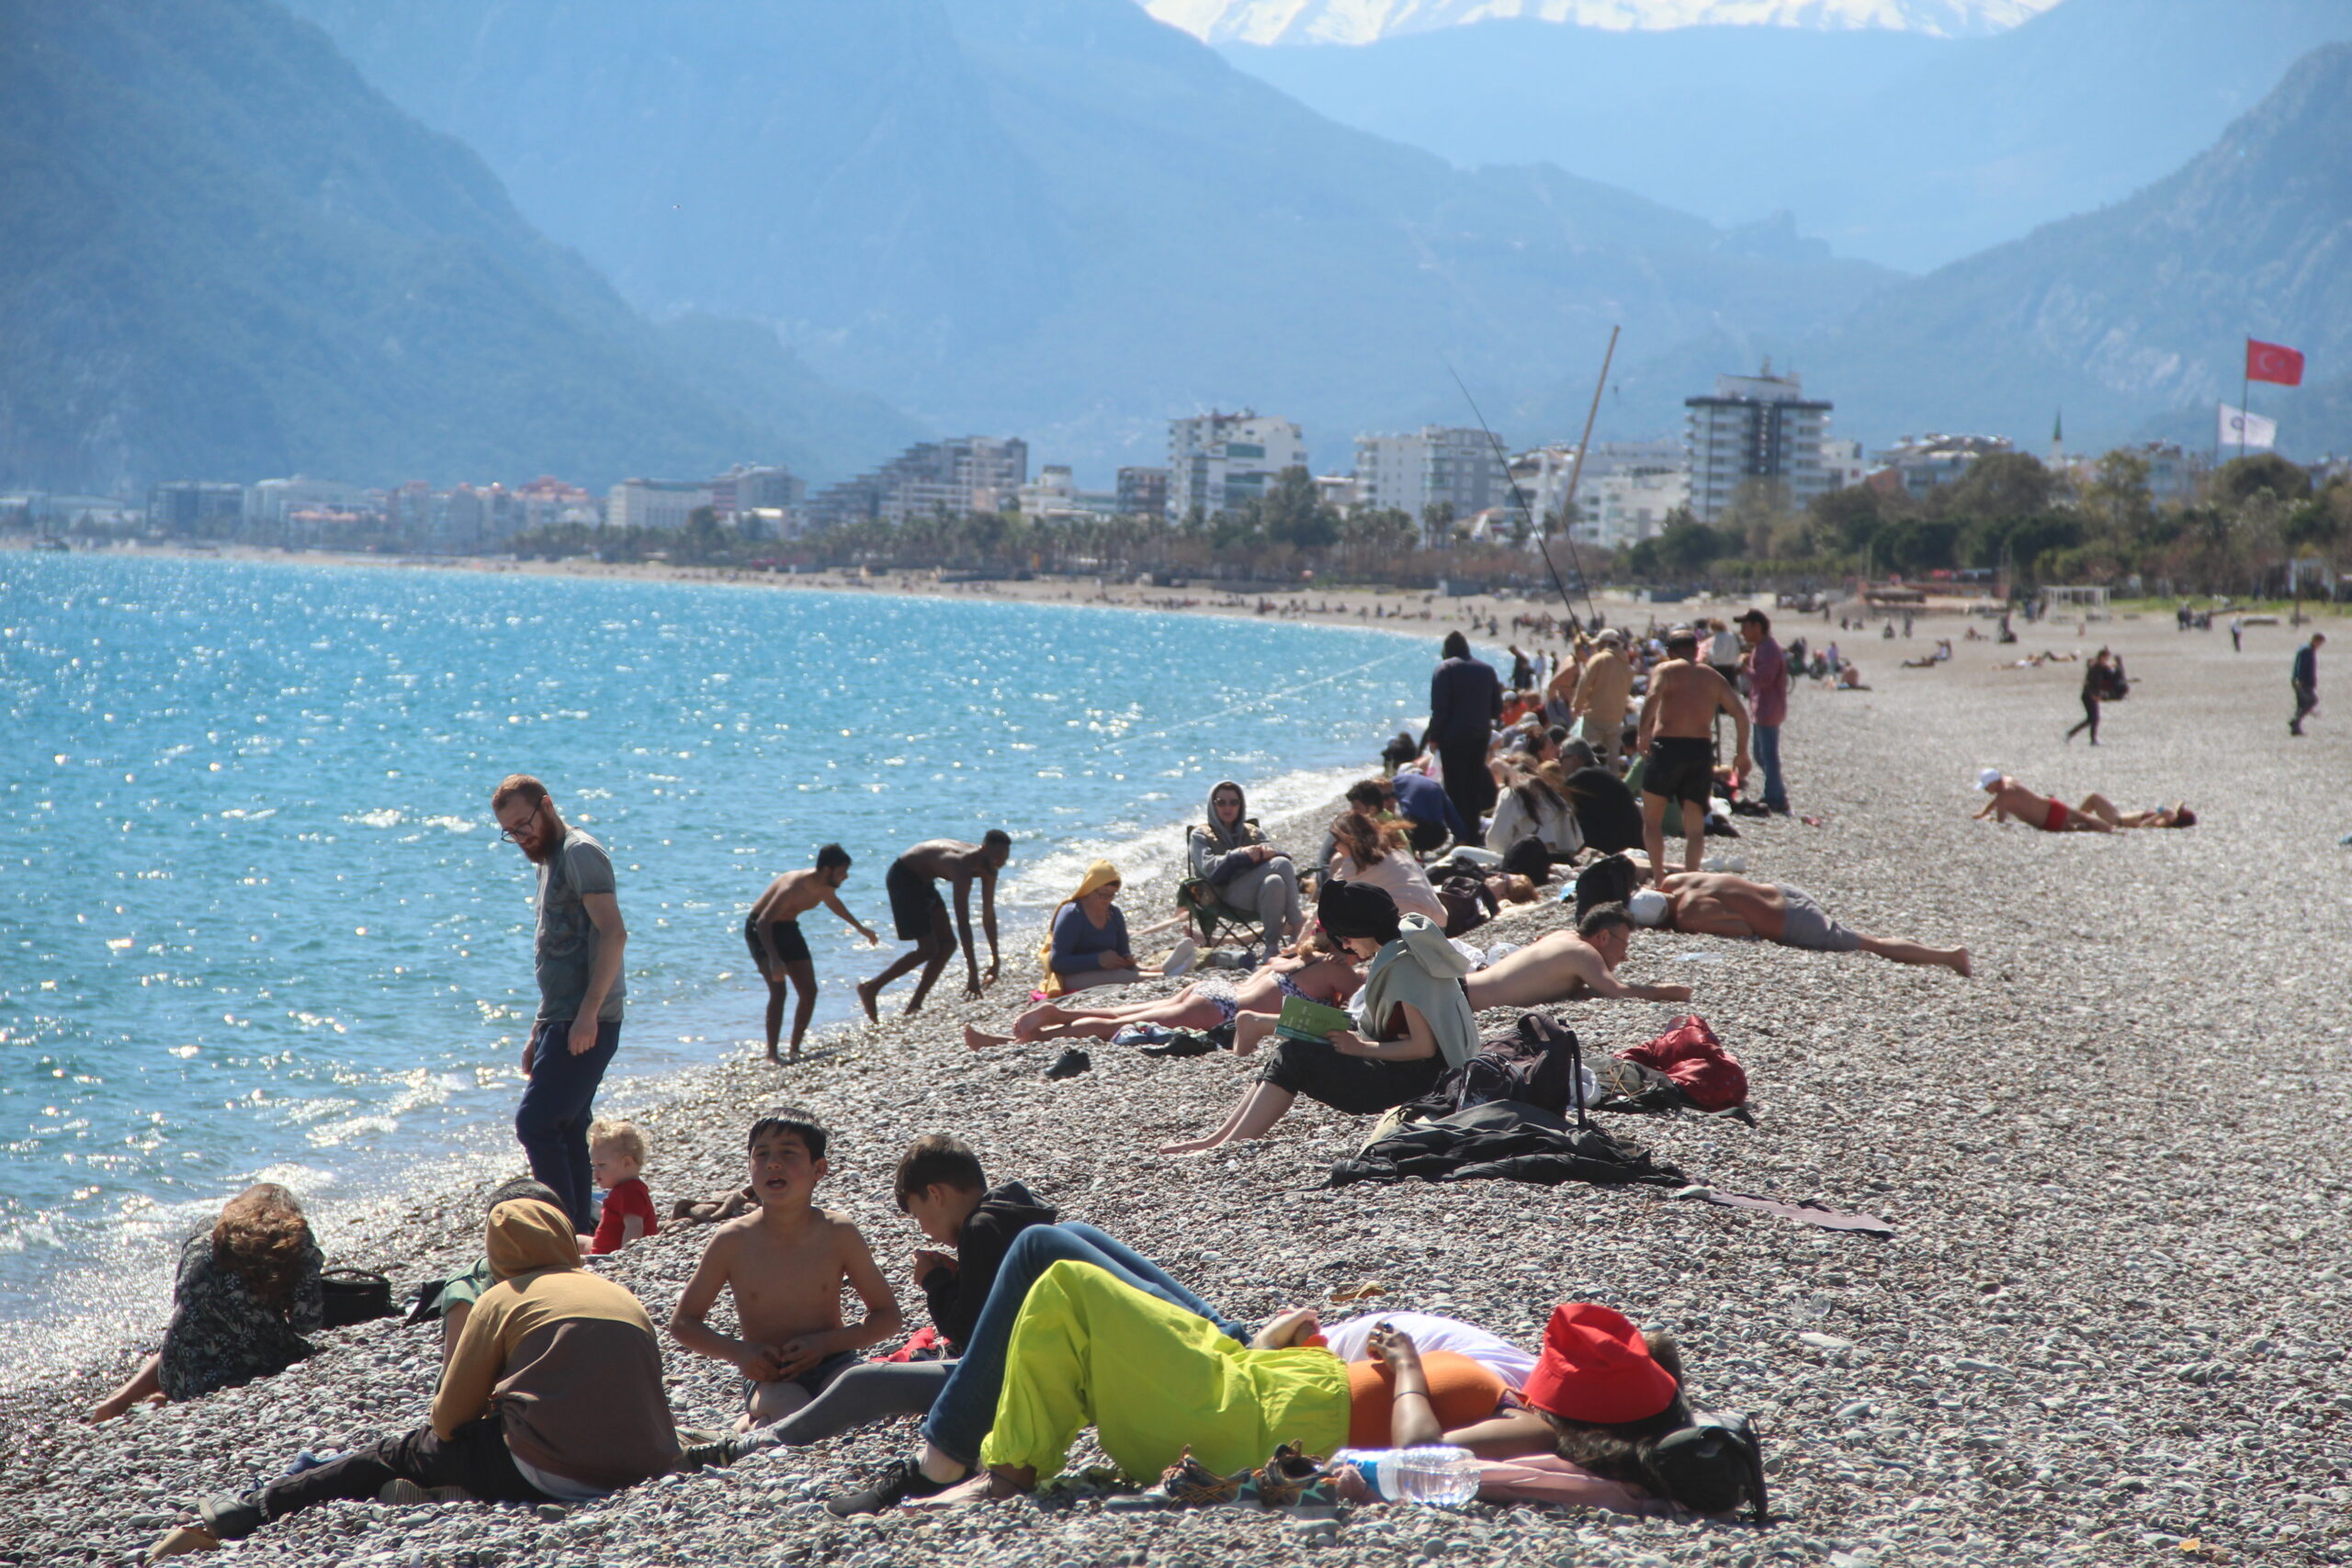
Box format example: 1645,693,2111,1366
1447,328,1616,631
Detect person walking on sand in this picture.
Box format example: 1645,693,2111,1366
745,844,878,1063
492,774,628,1234
1736,610,1789,816
1636,629,1749,881
1428,631,1503,835
857,833,1011,1020
2290,632,2323,736
2065,649,2114,745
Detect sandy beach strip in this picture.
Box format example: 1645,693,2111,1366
14,601,2351,1566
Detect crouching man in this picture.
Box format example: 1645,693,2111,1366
150,1197,679,1560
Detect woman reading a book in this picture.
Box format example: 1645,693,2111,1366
1157,880,1478,1154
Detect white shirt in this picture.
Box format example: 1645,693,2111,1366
1320,1312,1538,1390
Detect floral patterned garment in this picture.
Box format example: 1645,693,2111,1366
156,1230,324,1401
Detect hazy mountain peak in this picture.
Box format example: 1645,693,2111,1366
1143,0,2056,45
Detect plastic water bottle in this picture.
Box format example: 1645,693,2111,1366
1329,1446,1482,1506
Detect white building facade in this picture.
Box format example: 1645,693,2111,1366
1352,426,1509,525
1684,369,1837,524
1168,412,1308,519
606,478,714,531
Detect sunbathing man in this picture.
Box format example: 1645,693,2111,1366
1457,905,1694,1010
858,832,1012,1019
1626,874,1970,976
1973,770,2112,833
1635,628,1750,881
964,942,1362,1051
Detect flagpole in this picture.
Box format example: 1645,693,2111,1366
2240,340,2249,462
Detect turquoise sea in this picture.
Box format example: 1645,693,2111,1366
1,555,1433,1361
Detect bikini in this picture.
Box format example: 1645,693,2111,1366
1200,965,1320,1026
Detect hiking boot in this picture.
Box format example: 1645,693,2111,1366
193,1492,263,1541
1045,1047,1092,1080
144,1526,220,1562
825,1457,953,1517
377,1479,431,1506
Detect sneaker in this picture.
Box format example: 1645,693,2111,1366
679,1436,738,1472
1161,936,1198,977
377,1479,431,1506
825,1458,953,1517
1045,1047,1092,1081
193,1493,263,1542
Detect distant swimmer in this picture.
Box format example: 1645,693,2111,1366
1635,627,1749,881
744,844,878,1063
1627,874,1971,976
856,832,1011,1021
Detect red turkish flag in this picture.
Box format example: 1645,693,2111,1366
2246,338,2304,386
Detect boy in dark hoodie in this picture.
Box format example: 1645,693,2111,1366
151,1198,679,1561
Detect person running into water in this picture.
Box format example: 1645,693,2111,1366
1458,905,1694,1010
966,941,1363,1051
1635,629,1750,881
858,832,1012,1020
1973,770,2112,833
745,844,878,1062
1626,874,1970,976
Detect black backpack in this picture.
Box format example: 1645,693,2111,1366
1574,852,1641,921
1642,1411,1770,1524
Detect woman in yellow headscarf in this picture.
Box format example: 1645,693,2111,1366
1035,860,1136,997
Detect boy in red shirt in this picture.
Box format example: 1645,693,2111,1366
585,1120,658,1255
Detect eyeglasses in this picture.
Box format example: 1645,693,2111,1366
498,801,546,843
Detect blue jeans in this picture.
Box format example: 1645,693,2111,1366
921,1223,1245,1468
515,1017,621,1232
1753,723,1788,813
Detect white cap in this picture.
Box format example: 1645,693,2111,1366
1627,889,1670,928
1976,768,2004,791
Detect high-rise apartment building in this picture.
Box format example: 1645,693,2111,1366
806,437,1028,528
1683,367,1836,524
1166,412,1307,519
1352,426,1509,526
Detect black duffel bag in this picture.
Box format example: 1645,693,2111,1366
321,1267,398,1328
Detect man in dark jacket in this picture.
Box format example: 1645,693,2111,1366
2290,632,2324,736
1428,630,1503,836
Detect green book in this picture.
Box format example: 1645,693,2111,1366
1274,995,1356,1043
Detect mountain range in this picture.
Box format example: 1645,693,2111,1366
0,0,918,494
283,0,1895,475
1145,0,2052,45
1216,0,2352,272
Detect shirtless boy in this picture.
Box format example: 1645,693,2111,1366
858,832,1012,1020
670,1113,902,1433
1627,873,1971,976
1459,905,1695,1010
746,844,879,1062
1636,628,1750,879
1973,770,2113,833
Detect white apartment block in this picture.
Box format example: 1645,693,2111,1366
606,478,714,530
1872,433,2013,500
1509,440,1688,550
1352,426,1509,525
1684,368,1837,524
1168,412,1307,519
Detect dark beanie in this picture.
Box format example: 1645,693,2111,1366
1317,877,1401,945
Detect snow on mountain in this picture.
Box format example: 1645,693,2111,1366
1142,0,2056,45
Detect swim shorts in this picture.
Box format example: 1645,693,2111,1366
741,1348,859,1417
886,857,949,942
1773,885,1860,953
1642,736,1715,804
2038,796,2071,833
743,912,812,970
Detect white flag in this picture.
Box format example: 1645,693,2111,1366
2220,402,2278,450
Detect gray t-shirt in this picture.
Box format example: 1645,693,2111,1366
536,829,625,1022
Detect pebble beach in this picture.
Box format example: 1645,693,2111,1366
11,606,2349,1567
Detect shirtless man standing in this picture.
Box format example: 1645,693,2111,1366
1973,770,2113,833
856,831,1011,1020
745,844,879,1063
1627,874,1971,976
669,1113,902,1433
1459,905,1694,1010
1636,627,1750,880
